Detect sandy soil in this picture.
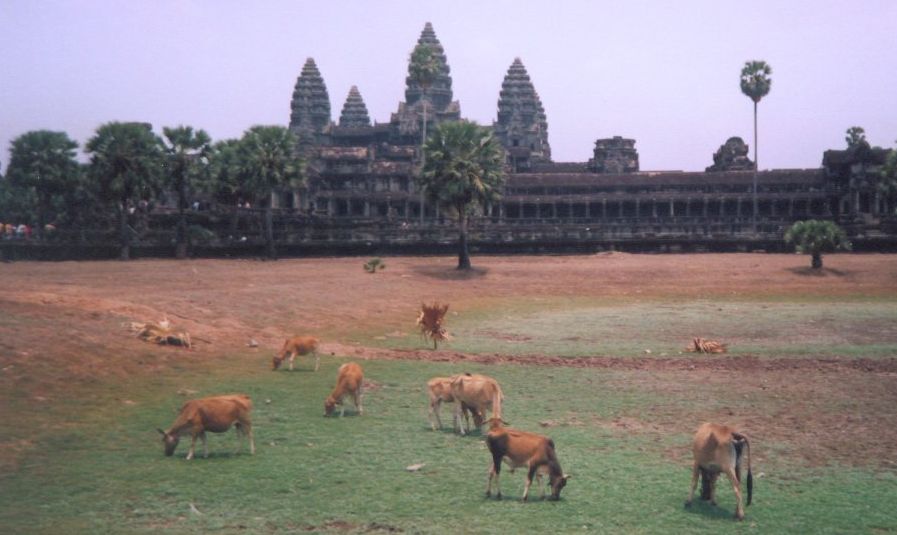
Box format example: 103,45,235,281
1,252,896,469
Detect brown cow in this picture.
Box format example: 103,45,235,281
685,422,753,520
485,419,570,501
157,394,255,460
449,373,502,435
324,362,364,417
426,376,483,431
272,335,320,371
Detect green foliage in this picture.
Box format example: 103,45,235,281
740,60,772,103
408,44,440,92
6,130,81,236
785,219,851,269
845,126,867,148
86,122,165,259
363,257,386,273
162,125,212,257
206,138,248,206
420,121,505,210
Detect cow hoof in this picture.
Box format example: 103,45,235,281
684,500,692,509
485,491,491,498
735,513,744,521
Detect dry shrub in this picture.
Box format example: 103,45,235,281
417,302,451,349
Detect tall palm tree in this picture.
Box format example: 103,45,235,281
86,122,164,260
6,130,80,240
420,120,506,270
162,126,212,259
740,60,772,233
207,138,249,240
409,44,440,223
238,126,304,259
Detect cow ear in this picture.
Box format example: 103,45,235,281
156,428,166,436
563,474,571,481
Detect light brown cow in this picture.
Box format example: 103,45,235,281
426,376,483,431
449,373,503,435
272,335,320,371
157,394,255,460
685,422,753,520
324,362,364,417
485,418,570,501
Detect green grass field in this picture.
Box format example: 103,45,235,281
2,354,895,534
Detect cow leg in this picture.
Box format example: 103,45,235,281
356,385,364,415
201,432,209,458
234,423,243,454
430,399,441,430
313,351,320,372
537,472,545,499
488,454,504,499
685,462,700,507
288,351,296,371
522,464,538,502
454,402,466,435
723,467,745,520
186,434,197,460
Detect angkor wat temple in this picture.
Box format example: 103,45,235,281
275,22,894,253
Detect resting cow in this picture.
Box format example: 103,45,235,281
272,335,320,371
449,373,503,435
324,362,364,417
485,419,570,501
685,422,753,520
157,394,255,460
426,376,482,431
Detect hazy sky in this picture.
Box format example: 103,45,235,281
2,0,895,172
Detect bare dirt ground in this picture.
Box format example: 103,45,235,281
1,253,896,470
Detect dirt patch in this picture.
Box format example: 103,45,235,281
1,253,896,471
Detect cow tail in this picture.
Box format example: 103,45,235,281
744,435,753,506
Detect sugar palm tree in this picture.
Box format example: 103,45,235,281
207,138,250,239
162,126,211,259
740,60,772,233
86,122,164,260
420,120,506,270
6,130,80,241
409,43,440,223
238,126,304,259
784,220,851,269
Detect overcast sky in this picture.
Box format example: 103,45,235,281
2,0,895,172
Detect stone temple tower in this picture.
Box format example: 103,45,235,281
391,22,461,139
289,58,332,142
494,58,551,171
338,86,372,128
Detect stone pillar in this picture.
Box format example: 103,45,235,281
652,200,657,218
670,199,674,218
702,198,708,217
364,201,370,217
586,201,591,219
602,199,607,220
634,199,640,220
789,198,794,217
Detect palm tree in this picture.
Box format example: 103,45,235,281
409,44,440,223
86,122,164,260
6,130,80,240
238,126,304,259
880,140,897,215
207,138,250,240
162,126,212,259
784,220,851,269
740,60,772,233
420,120,506,270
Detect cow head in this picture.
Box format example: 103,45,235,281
324,396,337,416
272,354,284,370
549,474,571,500
157,428,179,456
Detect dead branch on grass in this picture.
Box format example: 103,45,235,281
685,337,727,354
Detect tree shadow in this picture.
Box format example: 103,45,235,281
411,265,489,280
786,266,848,277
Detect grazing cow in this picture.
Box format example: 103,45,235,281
685,422,753,520
272,335,320,371
449,373,503,435
157,394,255,460
324,362,364,417
485,419,570,501
426,376,483,431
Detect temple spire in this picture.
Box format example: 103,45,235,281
404,22,454,111
338,86,371,128
494,57,551,168
289,58,331,136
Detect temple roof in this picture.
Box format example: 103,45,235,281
290,58,331,134
403,22,455,111
509,168,825,188
494,58,551,162
338,86,372,128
